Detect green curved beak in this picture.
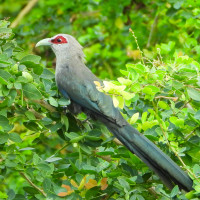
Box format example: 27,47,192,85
35,38,51,47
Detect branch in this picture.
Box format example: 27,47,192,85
103,61,114,79
10,0,39,28
93,150,112,162
155,96,178,101
113,138,123,145
29,108,44,119
33,100,56,112
146,13,159,48
129,28,144,65
152,102,200,183
20,172,47,197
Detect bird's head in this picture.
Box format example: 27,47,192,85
36,34,85,61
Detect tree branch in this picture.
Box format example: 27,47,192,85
10,0,39,28
147,13,159,48
19,172,47,197
33,99,56,112
155,96,178,101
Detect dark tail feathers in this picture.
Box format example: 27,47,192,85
106,123,193,191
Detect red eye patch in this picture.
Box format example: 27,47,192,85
51,36,67,44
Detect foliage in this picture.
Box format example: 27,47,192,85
0,19,200,200
0,0,200,199
1,0,200,78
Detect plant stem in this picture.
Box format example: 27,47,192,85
129,28,144,65
53,143,69,157
152,101,200,183
19,172,47,197
10,0,39,28
147,13,159,48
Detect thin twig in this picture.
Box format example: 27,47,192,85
29,108,44,119
129,28,144,65
155,96,178,101
152,102,200,183
147,14,159,48
53,143,69,157
33,100,56,112
10,0,39,28
186,85,200,91
20,172,47,197
94,150,112,162
113,138,123,145
184,130,196,140
148,187,158,199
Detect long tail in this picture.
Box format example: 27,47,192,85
106,123,193,191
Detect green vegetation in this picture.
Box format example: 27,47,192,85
0,1,200,199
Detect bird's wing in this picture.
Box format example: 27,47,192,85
57,70,126,127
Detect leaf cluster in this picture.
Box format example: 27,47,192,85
0,0,200,198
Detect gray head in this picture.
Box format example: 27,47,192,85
36,34,85,62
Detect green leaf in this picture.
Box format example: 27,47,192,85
25,111,36,120
0,76,8,85
170,116,184,127
40,68,55,79
142,120,158,131
5,159,17,167
23,121,40,131
49,122,62,132
116,96,124,109
194,110,200,120
58,97,70,106
0,69,12,84
193,164,200,176
20,55,41,64
61,115,69,131
22,83,42,100
9,133,22,143
43,178,51,193
170,185,179,197
158,101,170,110
0,132,9,144
76,112,87,121
70,136,84,143
37,163,51,171
117,77,132,86
143,85,160,94
118,177,130,191
19,147,35,151
0,115,12,131
49,97,58,107
7,189,15,200
0,27,13,39
121,91,135,100
187,87,200,101
45,156,62,162
81,165,96,173
141,112,148,123
130,112,139,124
120,69,129,76
80,144,92,154
22,72,33,82
194,184,200,192
33,153,40,165
0,191,8,199
23,186,39,195
112,95,119,107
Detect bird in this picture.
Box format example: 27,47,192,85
36,34,193,192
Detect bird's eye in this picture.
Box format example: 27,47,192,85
51,36,67,44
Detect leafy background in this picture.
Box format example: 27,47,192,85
0,0,200,199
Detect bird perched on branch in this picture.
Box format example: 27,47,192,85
36,34,193,191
